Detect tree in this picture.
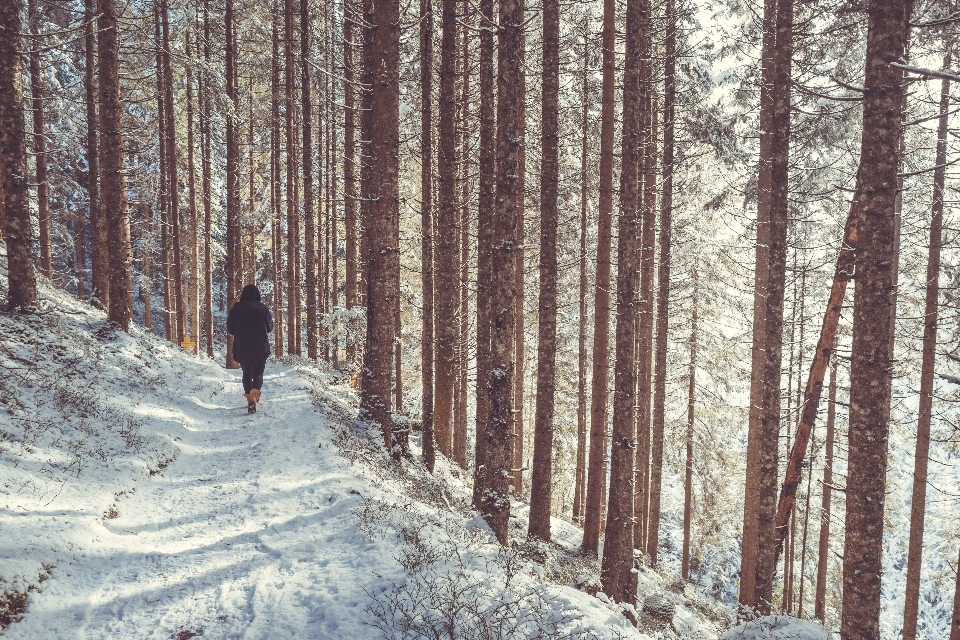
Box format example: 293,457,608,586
582,0,615,556
902,54,950,640
479,0,523,544
599,0,642,600
359,0,401,452
472,0,495,509
0,0,38,309
99,0,133,329
28,0,50,280
420,0,436,473
528,0,559,543
682,263,698,581
814,357,837,621
841,1,911,635
302,0,317,361
84,0,108,307
435,0,458,458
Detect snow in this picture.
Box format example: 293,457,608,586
0,279,676,639
718,616,830,640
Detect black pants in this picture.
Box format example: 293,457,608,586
241,358,267,394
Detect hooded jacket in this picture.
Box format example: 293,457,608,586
227,285,274,365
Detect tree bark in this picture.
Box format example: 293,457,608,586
951,545,960,640
419,0,435,472
99,0,133,329
814,358,836,621
600,0,642,598
479,0,523,544
270,4,284,357
902,55,950,640
302,0,317,361
472,0,495,509
225,0,240,366
682,264,698,581
434,0,458,458
359,0,401,453
28,0,51,280
528,0,559,543
160,0,185,344
454,17,470,469
582,0,615,556
344,0,358,319
573,22,590,525
202,0,214,357
284,0,299,356
841,1,911,636
739,0,777,609
185,29,199,351
84,0,108,307
0,0,38,309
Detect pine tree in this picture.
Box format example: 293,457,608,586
0,0,38,309
28,0,50,280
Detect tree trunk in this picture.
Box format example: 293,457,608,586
419,0,435,472
479,0,523,544
454,18,469,469
99,0,133,329
1,0,38,309
573,22,590,525
225,0,240,366
434,0,458,457
85,0,108,307
528,0,559,542
285,0,299,357
902,55,950,640
302,0,317,361
814,358,836,621
185,29,199,351
28,0,51,280
472,0,495,509
739,0,777,609
161,0,185,344
635,10,656,554
682,264,698,581
648,0,675,566
270,4,284,357
841,1,911,636
202,0,214,357
359,0,401,453
344,0,358,316
600,0,642,597
951,545,960,640
582,0,615,556
155,9,172,340
143,204,153,330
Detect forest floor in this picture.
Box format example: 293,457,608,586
0,270,828,639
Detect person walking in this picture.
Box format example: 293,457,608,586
227,284,274,413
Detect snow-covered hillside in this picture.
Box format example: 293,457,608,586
0,280,761,639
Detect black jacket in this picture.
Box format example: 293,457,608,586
227,300,274,365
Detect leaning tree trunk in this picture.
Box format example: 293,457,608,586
359,0,401,453
0,0,38,309
582,0,616,556
419,0,435,472
599,0,642,601
28,0,51,280
902,55,950,640
479,0,523,544
841,1,911,637
528,0,560,543
99,0,133,329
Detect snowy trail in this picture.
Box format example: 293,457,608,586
4,355,388,640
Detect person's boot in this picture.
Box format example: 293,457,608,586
249,388,261,411
245,391,256,414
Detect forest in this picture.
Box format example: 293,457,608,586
1,0,960,637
